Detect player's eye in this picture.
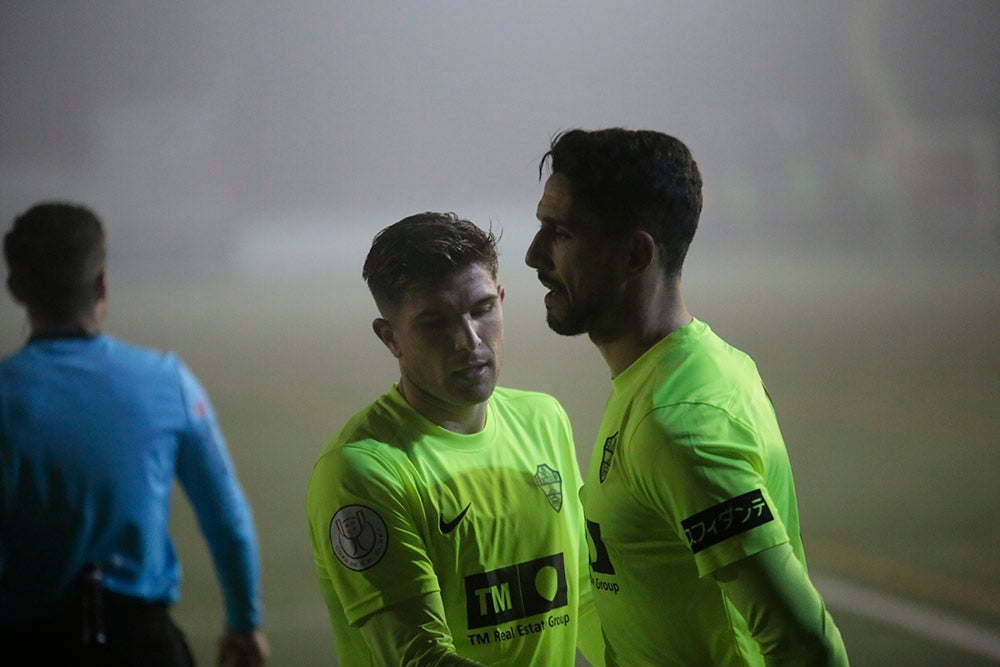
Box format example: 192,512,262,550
415,316,448,329
546,223,571,240
471,298,500,318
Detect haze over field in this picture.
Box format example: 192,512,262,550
2,2,998,664
3,1,998,275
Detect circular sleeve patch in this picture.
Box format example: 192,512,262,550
328,504,389,571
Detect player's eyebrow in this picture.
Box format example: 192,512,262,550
538,212,577,229
414,292,498,320
541,211,602,241
471,293,500,310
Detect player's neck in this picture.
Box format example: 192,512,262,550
29,311,102,339
396,381,488,435
595,286,690,378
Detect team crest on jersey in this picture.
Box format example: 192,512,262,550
329,505,388,571
599,432,619,483
534,464,563,512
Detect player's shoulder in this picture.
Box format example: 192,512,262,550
488,386,572,436
99,334,185,374
312,433,388,478
648,321,760,405
490,385,566,411
0,346,21,372
682,321,757,374
315,394,407,465
1,334,183,379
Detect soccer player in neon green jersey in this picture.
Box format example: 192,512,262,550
525,129,849,666
307,212,604,666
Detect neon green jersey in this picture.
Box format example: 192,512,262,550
307,385,593,666
582,319,806,666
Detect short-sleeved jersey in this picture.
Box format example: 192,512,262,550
581,318,804,666
307,385,591,666
0,333,262,630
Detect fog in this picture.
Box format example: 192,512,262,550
2,2,999,664
3,1,998,279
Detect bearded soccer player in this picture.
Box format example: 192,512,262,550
306,212,603,665
525,129,849,666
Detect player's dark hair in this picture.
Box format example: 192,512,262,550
4,201,107,323
363,212,499,314
539,127,703,278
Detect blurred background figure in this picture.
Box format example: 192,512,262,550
0,202,269,666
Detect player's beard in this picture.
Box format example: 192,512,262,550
544,278,622,342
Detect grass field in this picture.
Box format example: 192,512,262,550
2,247,997,665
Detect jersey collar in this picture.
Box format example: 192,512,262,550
28,325,98,344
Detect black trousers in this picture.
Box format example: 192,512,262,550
1,590,196,667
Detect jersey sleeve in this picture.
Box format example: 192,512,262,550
307,442,440,626
358,592,488,666
714,543,849,665
623,402,790,577
174,359,263,631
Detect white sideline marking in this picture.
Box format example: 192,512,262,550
813,572,1000,661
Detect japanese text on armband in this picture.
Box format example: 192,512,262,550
681,489,774,553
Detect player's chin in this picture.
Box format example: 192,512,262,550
450,371,498,403
545,310,587,337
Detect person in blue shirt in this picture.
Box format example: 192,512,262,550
0,202,269,666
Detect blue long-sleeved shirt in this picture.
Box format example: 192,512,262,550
0,332,262,630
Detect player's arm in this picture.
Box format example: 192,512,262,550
712,543,848,666
575,578,606,666
174,361,264,634
358,591,487,667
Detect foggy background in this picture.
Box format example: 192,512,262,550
4,1,999,272
2,1,998,665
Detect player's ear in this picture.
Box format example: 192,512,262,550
497,284,505,303
95,270,107,301
7,273,28,308
626,229,656,278
372,317,402,358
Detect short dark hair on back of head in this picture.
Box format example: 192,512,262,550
362,212,499,314
540,128,703,277
4,202,107,322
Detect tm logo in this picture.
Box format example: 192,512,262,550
464,553,567,629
